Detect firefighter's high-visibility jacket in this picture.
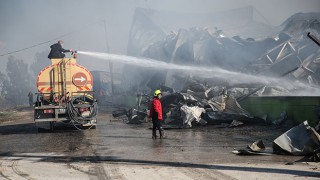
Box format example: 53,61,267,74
149,97,162,121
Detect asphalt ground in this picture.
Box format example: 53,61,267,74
0,107,319,179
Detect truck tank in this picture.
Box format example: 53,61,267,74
34,54,97,131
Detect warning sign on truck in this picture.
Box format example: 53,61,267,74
73,72,88,87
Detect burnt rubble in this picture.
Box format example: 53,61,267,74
113,11,320,129
110,9,320,160
126,10,320,94
138,25,320,94
114,82,265,128
233,121,320,161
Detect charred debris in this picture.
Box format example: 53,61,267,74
111,10,320,160
111,11,320,130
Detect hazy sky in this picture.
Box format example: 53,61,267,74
0,0,319,71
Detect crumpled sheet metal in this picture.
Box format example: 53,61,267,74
161,92,201,128
273,121,320,155
180,105,206,128
161,92,259,127
162,92,198,106
232,140,271,155
248,139,266,152
224,96,250,115
203,110,250,125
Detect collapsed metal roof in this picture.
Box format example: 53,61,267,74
127,6,274,57
125,10,320,96
113,10,320,129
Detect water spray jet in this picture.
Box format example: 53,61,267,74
77,51,320,96
78,51,273,84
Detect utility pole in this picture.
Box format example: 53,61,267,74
104,19,114,104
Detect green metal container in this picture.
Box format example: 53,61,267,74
239,96,320,127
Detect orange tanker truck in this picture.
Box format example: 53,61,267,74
34,53,97,131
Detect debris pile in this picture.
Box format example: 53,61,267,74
110,9,320,161
233,121,320,162
139,26,320,95
114,11,320,128
113,83,264,128
273,121,320,156
126,10,320,95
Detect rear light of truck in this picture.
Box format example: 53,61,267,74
79,107,89,112
44,109,54,114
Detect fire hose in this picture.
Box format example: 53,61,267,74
66,95,98,130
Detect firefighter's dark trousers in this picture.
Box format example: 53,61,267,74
153,118,164,139
152,118,162,133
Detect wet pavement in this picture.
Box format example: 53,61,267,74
0,108,319,179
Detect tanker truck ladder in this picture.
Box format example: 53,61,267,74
65,60,72,100
59,59,68,102
55,58,71,105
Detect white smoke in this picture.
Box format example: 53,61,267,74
0,41,6,50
